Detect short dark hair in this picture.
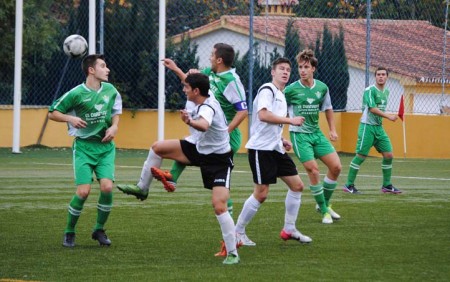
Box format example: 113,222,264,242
296,49,318,68
82,54,105,76
185,73,210,97
375,67,389,76
213,43,235,67
272,57,291,70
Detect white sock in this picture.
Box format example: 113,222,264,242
137,149,162,191
235,194,261,234
284,190,302,232
216,212,237,256
324,176,337,184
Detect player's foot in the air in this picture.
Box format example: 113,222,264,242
343,184,361,194
151,167,176,192
280,229,312,243
381,184,402,194
62,232,75,248
117,184,148,201
222,253,240,265
92,229,111,246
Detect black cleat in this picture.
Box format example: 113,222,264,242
343,184,362,194
92,229,111,246
381,184,402,194
63,232,76,248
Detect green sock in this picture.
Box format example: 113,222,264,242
323,178,337,207
65,195,86,233
170,161,186,183
310,184,327,214
94,191,113,231
382,158,393,187
346,155,365,185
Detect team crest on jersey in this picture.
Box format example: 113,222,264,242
94,104,104,112
315,91,321,98
307,98,315,104
102,95,110,104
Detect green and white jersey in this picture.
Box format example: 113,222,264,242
360,85,389,126
201,67,247,123
285,79,332,133
49,82,122,140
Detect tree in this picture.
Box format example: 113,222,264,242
165,35,200,110
284,19,304,83
315,24,349,111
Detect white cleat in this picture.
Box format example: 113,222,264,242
322,212,333,224
280,229,312,243
236,232,256,246
327,206,341,220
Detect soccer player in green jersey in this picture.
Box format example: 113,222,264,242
343,67,402,194
49,54,122,247
285,49,342,224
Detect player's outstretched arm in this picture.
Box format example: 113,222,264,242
162,58,187,81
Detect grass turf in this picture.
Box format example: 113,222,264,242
0,147,449,281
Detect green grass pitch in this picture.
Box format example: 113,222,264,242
0,147,449,281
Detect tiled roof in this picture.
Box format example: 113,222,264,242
177,15,450,83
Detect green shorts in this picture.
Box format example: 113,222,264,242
72,138,116,185
290,131,336,163
355,123,392,155
229,128,242,155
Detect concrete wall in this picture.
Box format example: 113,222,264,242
1,108,449,159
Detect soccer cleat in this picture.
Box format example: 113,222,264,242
343,184,362,194
381,184,402,194
322,212,333,224
117,184,148,201
236,232,256,246
215,240,243,257
280,229,312,243
315,204,341,220
222,253,240,265
327,206,341,220
62,232,75,248
92,229,111,246
151,167,176,192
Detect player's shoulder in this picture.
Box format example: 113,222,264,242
285,80,301,92
313,79,328,90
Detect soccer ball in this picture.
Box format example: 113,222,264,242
63,34,88,58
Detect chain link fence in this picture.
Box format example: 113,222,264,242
1,0,449,115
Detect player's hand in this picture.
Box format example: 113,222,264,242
388,114,399,122
329,130,338,142
162,58,178,70
282,139,292,151
102,124,118,143
180,109,190,124
68,116,87,129
290,116,304,126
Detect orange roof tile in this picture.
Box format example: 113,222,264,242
177,15,450,83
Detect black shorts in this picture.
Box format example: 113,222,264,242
180,140,234,189
248,149,298,185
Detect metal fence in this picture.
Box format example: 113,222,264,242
1,0,449,115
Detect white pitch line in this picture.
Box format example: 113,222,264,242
33,162,450,181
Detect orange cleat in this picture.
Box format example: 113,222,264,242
214,240,243,257
151,167,176,192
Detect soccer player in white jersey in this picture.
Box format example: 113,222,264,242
344,67,401,194
234,57,312,247
124,73,239,264
48,54,122,247
284,49,342,224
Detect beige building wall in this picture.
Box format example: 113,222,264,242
1,108,449,159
